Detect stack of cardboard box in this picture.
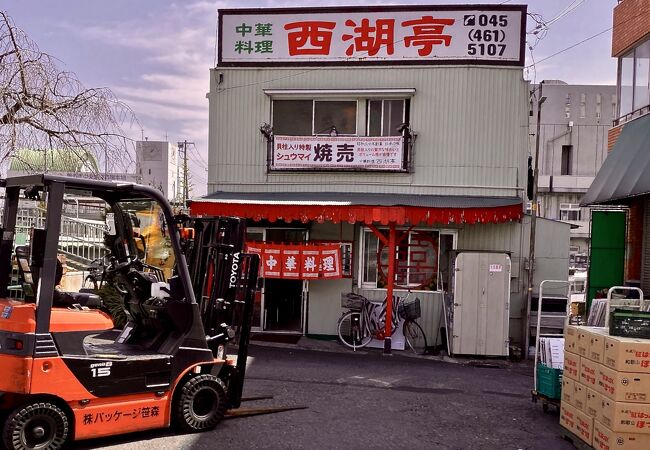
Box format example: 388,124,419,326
561,325,650,449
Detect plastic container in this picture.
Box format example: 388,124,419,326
536,363,563,400
609,309,650,339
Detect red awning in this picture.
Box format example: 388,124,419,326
190,198,522,226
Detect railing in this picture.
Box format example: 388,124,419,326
613,105,650,126
9,206,107,270
57,217,108,266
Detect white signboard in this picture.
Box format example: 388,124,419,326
219,5,525,65
272,135,404,171
489,264,503,273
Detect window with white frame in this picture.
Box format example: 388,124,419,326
272,97,409,137
560,203,581,221
618,37,650,117
272,99,357,136
360,228,457,292
367,99,407,136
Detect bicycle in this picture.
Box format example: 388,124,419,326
337,292,427,354
83,255,111,290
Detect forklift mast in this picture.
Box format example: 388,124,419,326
181,216,259,408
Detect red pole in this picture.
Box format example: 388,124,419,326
384,223,396,354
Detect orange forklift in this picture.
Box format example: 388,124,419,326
0,174,259,449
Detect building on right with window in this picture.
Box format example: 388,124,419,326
581,0,650,297
529,81,616,260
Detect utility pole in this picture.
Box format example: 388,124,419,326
525,81,546,359
178,140,194,208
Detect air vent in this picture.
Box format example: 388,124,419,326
34,333,59,357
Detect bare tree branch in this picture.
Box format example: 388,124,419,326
0,11,139,177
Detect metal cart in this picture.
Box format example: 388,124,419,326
532,279,570,412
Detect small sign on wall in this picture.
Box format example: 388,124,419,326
489,264,503,273
272,135,405,171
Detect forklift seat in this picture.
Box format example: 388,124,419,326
15,245,102,308
15,245,37,300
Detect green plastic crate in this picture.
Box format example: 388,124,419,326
536,363,563,400
609,309,650,339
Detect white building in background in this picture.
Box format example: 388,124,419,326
529,81,617,259
136,140,180,201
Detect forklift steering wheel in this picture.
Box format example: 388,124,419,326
106,255,138,275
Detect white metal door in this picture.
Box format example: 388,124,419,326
452,252,511,356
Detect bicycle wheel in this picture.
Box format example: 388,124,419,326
403,320,427,354
337,311,372,349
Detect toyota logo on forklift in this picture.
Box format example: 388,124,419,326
0,174,261,450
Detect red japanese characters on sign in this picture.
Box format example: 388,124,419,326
246,242,342,280
219,7,524,65
342,18,395,56
401,16,455,56
285,21,336,56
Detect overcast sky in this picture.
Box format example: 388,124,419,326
6,0,618,195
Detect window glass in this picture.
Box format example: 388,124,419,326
383,99,405,136
362,231,379,285
367,100,382,136
368,99,405,136
561,145,572,176
272,100,312,135
362,229,443,291
314,101,357,135
634,39,650,111
619,51,634,116
438,233,455,291
560,204,581,221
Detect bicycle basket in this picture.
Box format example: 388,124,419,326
341,293,366,310
398,297,421,320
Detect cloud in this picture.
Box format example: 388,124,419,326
56,0,223,193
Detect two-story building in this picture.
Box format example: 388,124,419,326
191,5,569,354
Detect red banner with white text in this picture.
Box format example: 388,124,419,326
246,242,342,279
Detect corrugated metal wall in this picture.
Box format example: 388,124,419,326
207,66,528,198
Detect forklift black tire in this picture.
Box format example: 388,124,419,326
2,402,69,450
174,374,228,432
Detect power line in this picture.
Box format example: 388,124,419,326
545,0,586,28
188,145,208,167
525,26,611,69
526,4,650,71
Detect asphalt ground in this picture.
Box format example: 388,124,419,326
64,339,575,450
